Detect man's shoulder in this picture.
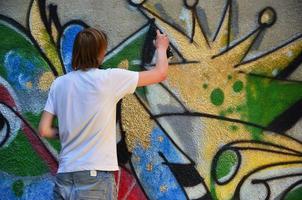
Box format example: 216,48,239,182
52,72,74,86
55,73,69,81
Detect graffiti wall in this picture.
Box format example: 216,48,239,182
0,0,301,199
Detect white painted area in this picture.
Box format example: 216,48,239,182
239,166,302,200
146,84,172,115
131,59,142,65
0,105,22,148
0,123,8,145
287,50,293,58
179,7,192,36
129,0,144,4
145,83,204,163
218,164,239,183
272,68,279,76
184,183,207,199
287,119,302,141
145,84,191,163
0,77,21,148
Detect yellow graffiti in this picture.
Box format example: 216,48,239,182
121,94,154,151
123,1,302,199
29,0,63,76
38,71,55,92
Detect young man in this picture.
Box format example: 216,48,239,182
38,28,169,200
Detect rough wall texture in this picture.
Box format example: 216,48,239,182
0,0,302,199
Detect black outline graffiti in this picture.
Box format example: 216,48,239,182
211,140,302,185
277,50,302,79
125,0,302,199
212,5,278,64
185,0,210,46
267,99,302,133
0,112,10,147
233,161,302,200
252,171,302,199
212,0,232,48
234,33,302,69
212,147,242,185
48,4,62,37
26,0,63,76
1,0,302,199
133,93,195,164
257,7,277,28
159,152,213,200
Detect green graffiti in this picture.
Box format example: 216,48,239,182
216,150,238,181
244,76,302,140
233,80,243,93
236,105,244,112
284,186,302,200
12,180,24,197
211,88,224,106
0,131,48,176
226,107,234,114
220,107,235,117
0,23,49,78
229,125,238,132
210,178,219,200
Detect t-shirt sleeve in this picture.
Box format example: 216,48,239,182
44,81,56,115
109,68,139,100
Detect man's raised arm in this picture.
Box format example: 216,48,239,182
137,30,169,87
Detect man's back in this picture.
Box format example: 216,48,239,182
44,68,138,172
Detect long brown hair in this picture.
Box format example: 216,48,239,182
72,28,108,71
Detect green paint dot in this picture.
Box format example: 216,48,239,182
216,150,238,182
226,107,234,114
236,105,243,112
12,180,24,197
227,75,232,80
203,83,208,89
229,125,238,132
284,186,302,200
233,80,244,93
211,88,224,106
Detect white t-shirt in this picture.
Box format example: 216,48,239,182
44,68,139,173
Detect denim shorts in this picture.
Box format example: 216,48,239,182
53,170,117,200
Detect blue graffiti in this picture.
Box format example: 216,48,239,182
131,128,188,200
0,172,54,200
60,24,84,73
